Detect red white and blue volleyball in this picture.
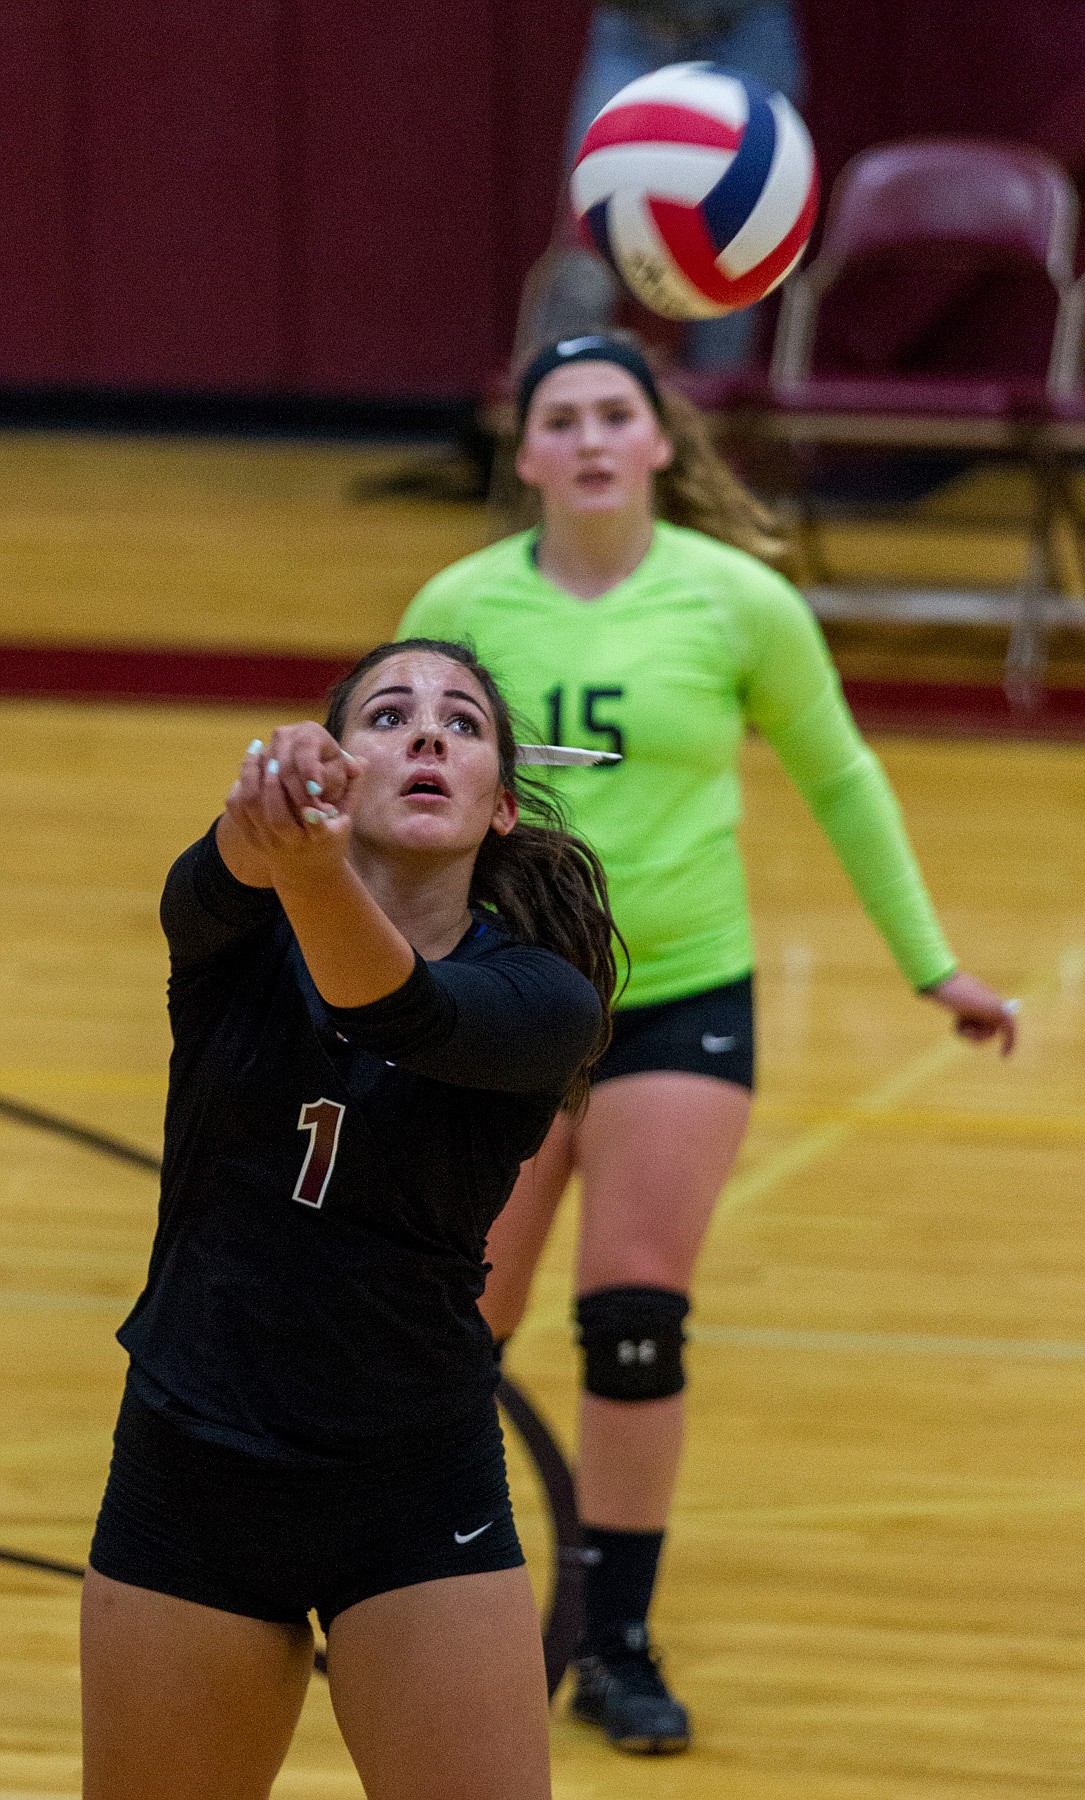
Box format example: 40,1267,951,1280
571,64,819,320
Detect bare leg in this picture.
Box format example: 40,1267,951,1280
80,1569,314,1800
578,1394,688,1531
480,1110,575,1341
326,1567,551,1800
574,1074,753,1530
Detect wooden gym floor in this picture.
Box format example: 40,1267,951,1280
0,433,1083,1797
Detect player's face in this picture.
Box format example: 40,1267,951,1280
338,652,517,861
515,362,673,520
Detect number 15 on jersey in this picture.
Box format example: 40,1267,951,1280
545,686,625,762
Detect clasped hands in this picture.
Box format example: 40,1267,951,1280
225,723,360,881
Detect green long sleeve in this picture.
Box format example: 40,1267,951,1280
744,572,956,989
399,522,956,1003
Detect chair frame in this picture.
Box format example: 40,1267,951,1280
485,140,1085,706
718,139,1085,706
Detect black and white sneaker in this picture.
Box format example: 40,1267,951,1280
571,1623,691,1754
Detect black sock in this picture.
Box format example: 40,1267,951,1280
580,1524,665,1656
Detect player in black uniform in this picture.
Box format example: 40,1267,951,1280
80,641,618,1800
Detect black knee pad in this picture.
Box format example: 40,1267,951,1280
575,1286,690,1402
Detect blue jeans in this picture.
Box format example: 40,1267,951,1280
566,3,805,367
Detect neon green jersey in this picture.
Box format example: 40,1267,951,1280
398,522,956,1007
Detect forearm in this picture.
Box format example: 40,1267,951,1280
216,811,273,888
810,757,956,990
754,647,955,989
273,860,417,1015
273,858,416,1008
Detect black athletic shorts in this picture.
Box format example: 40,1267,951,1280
89,1379,523,1633
592,974,755,1091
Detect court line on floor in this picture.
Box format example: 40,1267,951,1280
719,1034,976,1221
0,1096,160,1173
0,1291,129,1313
718,947,1084,1223
690,1323,1085,1363
0,1789,81,1799
0,1066,166,1097
0,1430,107,1471
752,1098,1085,1142
5,1286,1083,1370
699,1485,1085,1529
521,1308,1085,1366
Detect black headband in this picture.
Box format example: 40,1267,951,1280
516,335,664,426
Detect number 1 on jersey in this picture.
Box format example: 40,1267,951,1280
294,1098,345,1208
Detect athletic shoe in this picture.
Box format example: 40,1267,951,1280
570,1623,691,1754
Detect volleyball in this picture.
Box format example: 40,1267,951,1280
571,63,819,320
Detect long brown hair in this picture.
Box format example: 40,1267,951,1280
654,384,781,559
493,330,781,561
325,639,625,1112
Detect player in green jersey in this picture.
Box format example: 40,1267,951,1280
398,334,1017,1755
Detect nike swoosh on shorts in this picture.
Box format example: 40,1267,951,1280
701,1033,736,1053
454,1522,495,1545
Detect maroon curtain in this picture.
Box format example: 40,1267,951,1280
0,0,1082,398
799,0,1085,377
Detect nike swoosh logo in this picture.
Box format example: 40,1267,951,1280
454,1522,495,1545
701,1033,735,1053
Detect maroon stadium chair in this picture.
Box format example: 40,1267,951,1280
677,139,1085,704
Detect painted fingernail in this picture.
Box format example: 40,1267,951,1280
306,780,323,797
342,751,358,764
267,759,280,775
1005,998,1021,1013
303,808,322,825
246,739,263,754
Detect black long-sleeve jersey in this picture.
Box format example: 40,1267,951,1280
118,826,602,1462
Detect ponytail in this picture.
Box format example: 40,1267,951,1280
325,640,624,1112
653,384,782,560
468,775,622,1112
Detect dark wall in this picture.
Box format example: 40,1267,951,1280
1,1,1082,401
803,0,1085,190
0,0,592,398
2,2,286,390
